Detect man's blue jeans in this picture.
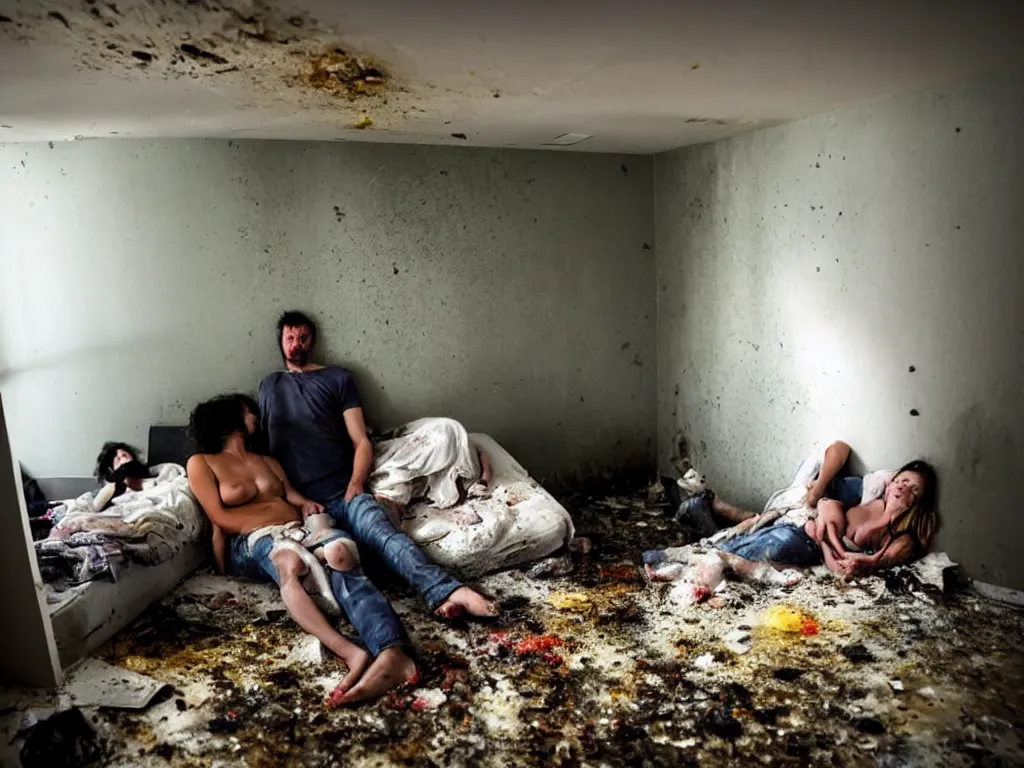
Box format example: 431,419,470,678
325,493,463,612
229,532,410,658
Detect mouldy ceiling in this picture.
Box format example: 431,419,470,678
0,0,1022,153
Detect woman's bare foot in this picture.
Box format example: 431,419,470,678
330,646,371,694
434,587,499,619
330,648,418,707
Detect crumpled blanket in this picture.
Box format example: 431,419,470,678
369,418,482,508
36,463,205,585
366,418,573,577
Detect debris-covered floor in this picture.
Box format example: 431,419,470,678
6,484,1024,767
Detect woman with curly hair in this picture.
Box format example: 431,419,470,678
187,394,417,705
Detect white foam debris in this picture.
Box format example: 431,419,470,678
693,653,716,670
474,679,521,734
411,689,447,710
722,628,752,655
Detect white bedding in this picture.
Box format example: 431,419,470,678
397,433,575,577
51,463,205,562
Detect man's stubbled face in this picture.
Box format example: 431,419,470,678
281,324,314,367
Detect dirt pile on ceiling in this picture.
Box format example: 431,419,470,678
0,0,400,129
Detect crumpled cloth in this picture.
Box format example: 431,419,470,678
369,418,481,508
246,520,356,618
36,463,205,585
35,532,155,584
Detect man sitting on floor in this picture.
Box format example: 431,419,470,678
257,310,498,620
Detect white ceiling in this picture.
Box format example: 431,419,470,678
1,0,1021,153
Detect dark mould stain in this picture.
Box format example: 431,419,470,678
48,11,71,29
106,2,123,15
642,243,651,250
814,162,820,169
451,133,468,140
132,50,154,62
180,43,229,65
288,15,304,27
48,141,54,149
956,225,961,230
621,342,631,351
810,205,816,211
332,205,345,221
909,365,916,373
621,164,629,176
816,267,820,272
392,264,399,275
631,354,643,368
0,124,12,129
439,170,448,176
492,90,501,98
0,15,14,24
910,409,920,417
955,127,962,133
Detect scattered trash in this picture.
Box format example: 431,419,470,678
917,686,937,699
527,553,575,579
411,689,447,711
693,653,716,670
176,602,213,623
568,537,592,554
762,605,819,636
62,658,170,710
905,552,957,590
674,493,717,538
854,716,886,734
644,481,666,507
722,628,752,655
772,667,806,682
841,643,875,663
19,708,101,768
889,680,904,693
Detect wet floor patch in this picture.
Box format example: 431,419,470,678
10,483,1024,766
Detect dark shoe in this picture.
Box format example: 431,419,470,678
674,492,718,539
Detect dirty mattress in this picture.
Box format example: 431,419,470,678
400,433,575,578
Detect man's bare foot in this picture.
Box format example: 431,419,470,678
329,648,418,707
434,587,499,619
330,646,371,694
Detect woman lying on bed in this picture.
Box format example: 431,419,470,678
186,395,418,705
714,459,939,580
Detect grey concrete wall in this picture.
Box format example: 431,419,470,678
655,73,1024,589
1,140,655,483
0,394,61,687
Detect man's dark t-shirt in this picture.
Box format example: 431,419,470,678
258,367,362,504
